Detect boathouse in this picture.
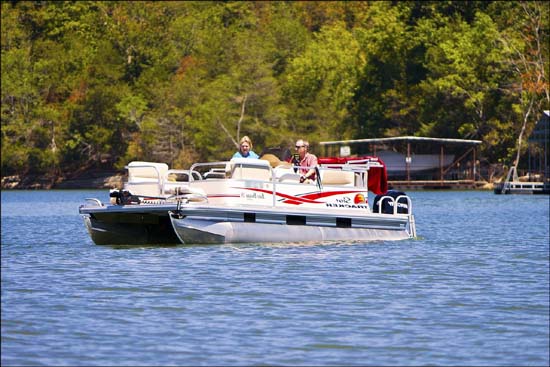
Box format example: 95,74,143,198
319,136,483,190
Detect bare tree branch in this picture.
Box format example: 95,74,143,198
218,94,248,149
218,118,239,148
236,94,247,143
513,95,534,168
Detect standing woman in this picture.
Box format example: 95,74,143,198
232,136,259,159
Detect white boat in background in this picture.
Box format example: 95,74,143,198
370,150,455,174
79,156,416,245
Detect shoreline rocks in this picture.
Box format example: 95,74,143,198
1,171,125,190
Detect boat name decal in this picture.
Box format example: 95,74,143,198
240,191,265,200
325,196,368,209
325,203,369,209
238,188,323,204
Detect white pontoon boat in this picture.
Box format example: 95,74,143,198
79,156,416,245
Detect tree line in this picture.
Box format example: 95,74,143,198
1,1,548,181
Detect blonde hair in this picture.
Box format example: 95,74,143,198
240,136,253,148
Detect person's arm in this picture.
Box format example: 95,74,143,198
300,155,318,182
300,170,315,183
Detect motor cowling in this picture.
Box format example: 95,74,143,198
373,190,409,214
109,189,141,205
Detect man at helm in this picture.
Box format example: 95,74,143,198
294,139,318,183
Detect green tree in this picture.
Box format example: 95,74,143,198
284,21,364,143
1,1,547,183
349,2,426,139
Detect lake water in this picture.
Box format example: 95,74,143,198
1,189,549,366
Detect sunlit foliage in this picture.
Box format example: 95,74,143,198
1,1,548,179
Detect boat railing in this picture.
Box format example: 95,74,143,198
318,161,383,189
124,159,386,198
375,194,413,215
189,159,284,182
344,158,384,167
185,159,379,190
184,159,392,208
188,161,234,181
83,198,103,207
166,169,202,181
161,169,202,195
186,159,378,182
124,161,214,197
375,194,415,237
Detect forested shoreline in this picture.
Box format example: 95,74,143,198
1,1,548,189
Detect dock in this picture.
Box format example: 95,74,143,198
493,181,550,195
388,180,487,191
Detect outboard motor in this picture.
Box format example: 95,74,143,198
109,189,141,205
373,190,409,214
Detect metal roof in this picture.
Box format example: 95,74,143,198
319,136,483,146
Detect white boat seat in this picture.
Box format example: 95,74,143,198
228,158,272,181
278,173,302,183
273,165,295,180
125,161,169,196
321,170,355,186
127,161,168,181
125,182,162,197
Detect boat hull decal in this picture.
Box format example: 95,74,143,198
240,187,368,205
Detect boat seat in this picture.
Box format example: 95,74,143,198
321,170,355,186
125,183,163,197
273,165,296,180
125,161,169,196
228,158,272,181
127,161,168,181
278,173,302,183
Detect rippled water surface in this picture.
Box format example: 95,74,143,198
1,190,549,366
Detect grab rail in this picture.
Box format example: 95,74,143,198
188,161,234,182
375,195,412,215
376,194,415,238
84,198,103,207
